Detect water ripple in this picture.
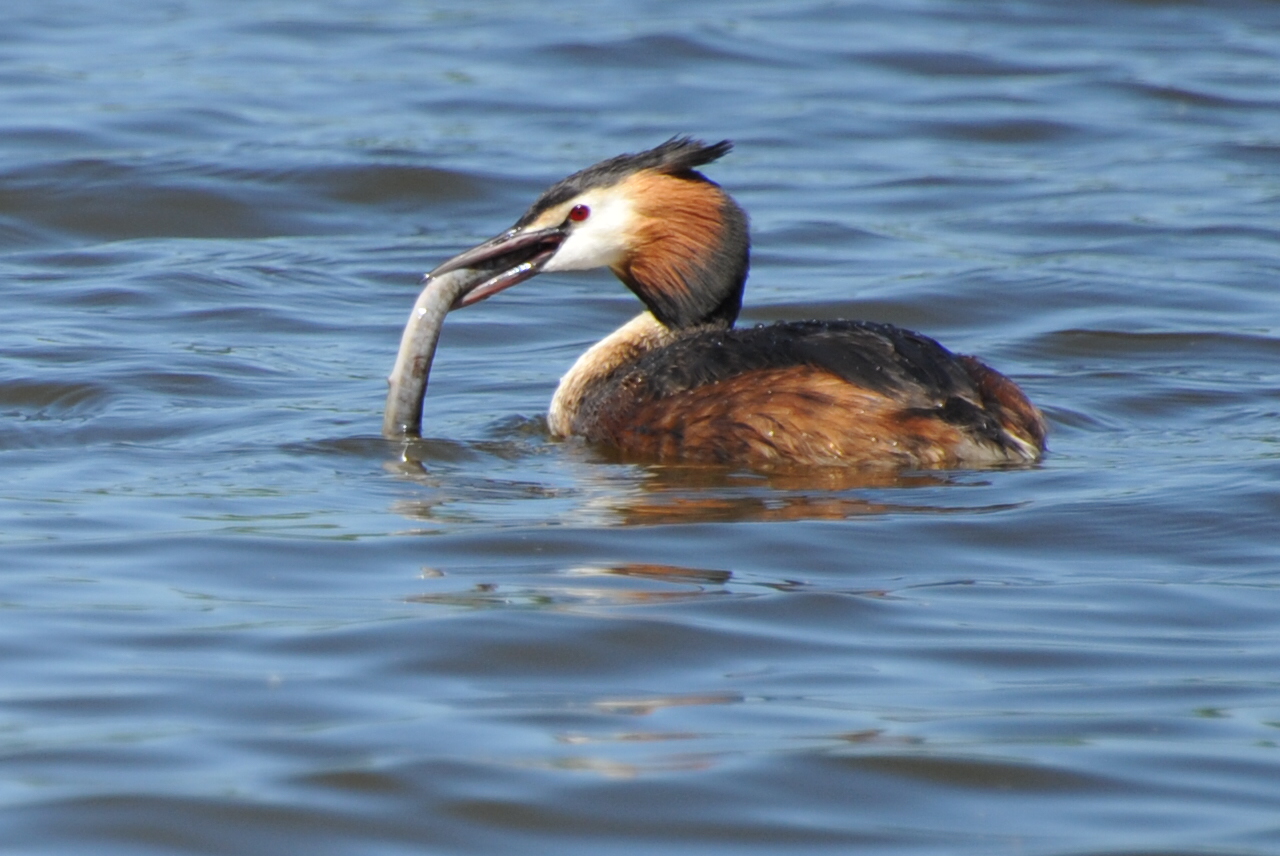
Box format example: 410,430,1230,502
3,1,1280,854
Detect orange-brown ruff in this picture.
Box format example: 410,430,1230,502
394,137,1047,468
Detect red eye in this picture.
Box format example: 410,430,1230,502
568,204,590,222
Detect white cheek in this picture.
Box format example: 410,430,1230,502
542,196,635,272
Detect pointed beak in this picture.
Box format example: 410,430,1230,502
429,224,566,308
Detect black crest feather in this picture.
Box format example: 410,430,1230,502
516,137,732,227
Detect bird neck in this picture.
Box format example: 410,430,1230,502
609,172,750,331
548,312,682,437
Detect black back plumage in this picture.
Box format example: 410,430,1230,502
623,321,969,400
582,320,1019,451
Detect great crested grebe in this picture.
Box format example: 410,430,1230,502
384,137,1047,468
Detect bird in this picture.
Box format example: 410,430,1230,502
384,137,1047,470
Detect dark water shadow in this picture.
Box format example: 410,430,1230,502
371,429,1033,528
603,478,1026,527
405,561,740,613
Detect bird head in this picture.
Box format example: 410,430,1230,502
429,137,750,330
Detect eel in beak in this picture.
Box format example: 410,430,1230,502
382,225,565,438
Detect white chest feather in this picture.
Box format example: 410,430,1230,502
547,312,678,437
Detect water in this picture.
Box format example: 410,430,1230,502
3,1,1280,854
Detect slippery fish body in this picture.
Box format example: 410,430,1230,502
383,250,551,437
382,268,479,438
384,225,564,438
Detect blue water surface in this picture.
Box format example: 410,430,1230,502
2,2,1279,854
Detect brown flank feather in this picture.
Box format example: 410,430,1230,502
582,365,984,468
